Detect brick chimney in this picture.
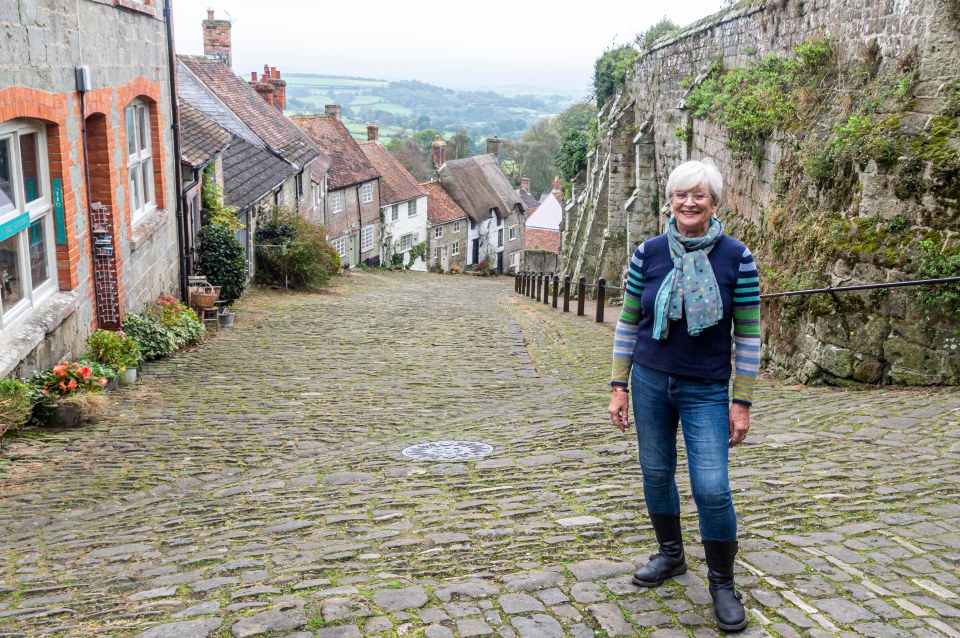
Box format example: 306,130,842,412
486,136,502,164
248,66,276,107
520,176,530,193
266,67,286,110
202,9,232,68
552,175,563,203
367,124,379,142
432,135,446,170
324,105,341,121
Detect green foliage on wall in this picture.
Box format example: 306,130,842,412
592,45,639,107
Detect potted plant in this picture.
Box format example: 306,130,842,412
85,329,141,385
29,362,110,427
1,378,33,436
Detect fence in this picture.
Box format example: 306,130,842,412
514,272,960,324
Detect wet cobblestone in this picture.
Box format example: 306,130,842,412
1,270,959,636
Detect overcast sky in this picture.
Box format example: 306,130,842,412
172,0,725,96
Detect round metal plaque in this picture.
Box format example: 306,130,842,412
401,440,494,461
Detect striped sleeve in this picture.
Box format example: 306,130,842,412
732,246,760,406
611,243,645,387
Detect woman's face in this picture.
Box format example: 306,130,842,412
670,183,717,237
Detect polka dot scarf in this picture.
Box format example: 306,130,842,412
652,217,724,340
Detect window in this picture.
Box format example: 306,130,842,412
312,182,321,207
509,226,516,241
434,246,441,259
453,220,460,233
434,226,442,239
331,191,343,214
399,233,414,251
361,182,373,204
361,224,375,251
332,236,347,259
407,200,417,217
451,241,460,256
391,204,399,221
498,228,503,247
0,121,56,332
296,173,304,198
512,252,520,268
125,99,155,223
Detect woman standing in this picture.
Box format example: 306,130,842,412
607,159,760,632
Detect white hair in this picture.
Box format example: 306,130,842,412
666,158,723,202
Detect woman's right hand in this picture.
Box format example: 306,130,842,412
608,388,630,433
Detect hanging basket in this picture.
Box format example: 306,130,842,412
190,283,220,309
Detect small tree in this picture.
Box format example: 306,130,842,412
255,206,340,290
196,225,247,306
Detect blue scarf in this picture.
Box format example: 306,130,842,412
652,218,724,340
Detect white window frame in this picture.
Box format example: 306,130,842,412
331,190,344,214
391,204,399,221
453,220,460,233
0,120,57,333
332,235,347,260
434,226,442,239
433,246,441,259
498,228,504,247
451,241,460,256
312,181,321,207
125,99,156,224
361,224,375,252
361,182,373,204
509,226,516,241
407,200,418,217
399,233,414,251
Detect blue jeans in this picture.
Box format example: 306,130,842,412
631,364,737,541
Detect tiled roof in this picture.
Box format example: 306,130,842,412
359,142,425,206
525,228,560,254
438,154,524,224
518,188,539,209
179,101,231,168
222,136,295,211
422,181,467,224
292,115,380,191
178,56,324,170
524,206,538,221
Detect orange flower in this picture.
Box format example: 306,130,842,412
79,366,92,379
59,381,67,391
52,364,67,376
40,387,49,394
67,379,78,390
99,377,108,386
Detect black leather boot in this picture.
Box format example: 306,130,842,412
703,540,748,632
632,513,687,587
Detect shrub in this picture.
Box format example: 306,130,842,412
0,378,32,435
255,207,341,289
86,329,141,370
914,242,960,323
196,225,247,306
121,295,203,361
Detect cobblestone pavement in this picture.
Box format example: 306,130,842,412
2,271,959,638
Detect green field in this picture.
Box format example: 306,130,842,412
286,75,387,89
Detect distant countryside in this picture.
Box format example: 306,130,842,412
284,74,577,147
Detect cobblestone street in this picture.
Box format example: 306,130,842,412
2,271,959,638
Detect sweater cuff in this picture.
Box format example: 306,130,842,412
732,398,752,407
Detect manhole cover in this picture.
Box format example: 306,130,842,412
401,441,494,461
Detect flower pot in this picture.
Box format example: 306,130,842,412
119,367,138,386
219,311,235,328
35,403,84,428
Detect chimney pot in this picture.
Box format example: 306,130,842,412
251,71,257,81
520,176,530,192
325,104,341,121
367,124,380,142
432,136,447,170
207,8,214,19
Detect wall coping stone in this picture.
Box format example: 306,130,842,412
0,291,81,377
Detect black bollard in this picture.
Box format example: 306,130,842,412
563,276,570,312
577,277,586,316
596,278,606,322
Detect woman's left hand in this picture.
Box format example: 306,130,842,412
729,403,750,447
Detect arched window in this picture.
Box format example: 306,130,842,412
125,98,155,223
0,119,56,332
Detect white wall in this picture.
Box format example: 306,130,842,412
381,195,428,271
467,210,504,266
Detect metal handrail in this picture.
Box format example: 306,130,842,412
760,276,960,299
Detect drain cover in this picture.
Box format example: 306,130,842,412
401,440,494,461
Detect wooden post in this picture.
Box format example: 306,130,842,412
515,273,520,293
552,275,559,308
596,278,606,322
577,277,586,316
543,274,550,305
535,273,542,302
523,273,529,296
563,276,571,312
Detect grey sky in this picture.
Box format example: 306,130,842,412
172,0,725,96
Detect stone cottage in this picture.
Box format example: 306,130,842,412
1,0,181,376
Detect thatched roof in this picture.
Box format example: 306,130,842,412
438,154,524,224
